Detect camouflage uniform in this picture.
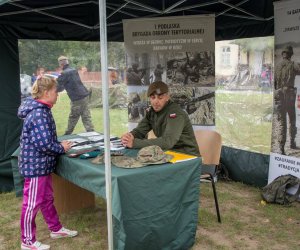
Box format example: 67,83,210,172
57,64,94,135
274,46,300,153
130,100,200,156
154,64,163,82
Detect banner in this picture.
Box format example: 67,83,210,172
269,0,300,184
123,15,215,129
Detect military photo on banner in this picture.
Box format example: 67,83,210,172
269,0,300,184
123,15,215,126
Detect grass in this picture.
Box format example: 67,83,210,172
1,181,299,249
216,91,273,154
52,91,128,137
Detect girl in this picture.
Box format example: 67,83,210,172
18,76,77,250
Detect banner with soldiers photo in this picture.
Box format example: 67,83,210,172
123,15,215,128
269,0,300,185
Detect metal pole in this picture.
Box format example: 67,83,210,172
99,0,113,249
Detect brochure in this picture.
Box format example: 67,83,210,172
164,150,198,163
77,131,101,137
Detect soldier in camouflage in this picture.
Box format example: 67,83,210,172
121,81,200,156
57,56,94,135
274,46,300,154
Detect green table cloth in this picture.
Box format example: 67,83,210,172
11,145,201,250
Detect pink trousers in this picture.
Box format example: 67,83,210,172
20,175,62,245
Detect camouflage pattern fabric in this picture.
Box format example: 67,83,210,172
273,53,300,153
91,154,104,164
65,96,94,135
112,145,173,168
261,174,300,205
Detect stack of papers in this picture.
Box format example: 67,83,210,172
68,132,125,151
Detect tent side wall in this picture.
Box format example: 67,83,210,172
0,37,22,192
221,146,269,187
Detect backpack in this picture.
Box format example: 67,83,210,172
261,174,300,205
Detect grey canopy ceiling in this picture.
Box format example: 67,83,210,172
0,0,275,41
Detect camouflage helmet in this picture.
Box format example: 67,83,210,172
282,46,293,56
111,145,173,168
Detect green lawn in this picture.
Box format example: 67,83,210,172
216,91,273,154
53,92,128,137
1,181,299,249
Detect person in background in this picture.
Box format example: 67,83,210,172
153,63,164,82
121,81,200,156
274,45,300,154
31,67,45,84
57,56,94,135
18,76,77,250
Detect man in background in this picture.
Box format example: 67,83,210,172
274,46,300,154
57,56,94,135
121,81,200,156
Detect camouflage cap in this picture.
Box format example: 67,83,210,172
282,46,293,56
111,145,173,168
147,81,169,96
58,55,68,62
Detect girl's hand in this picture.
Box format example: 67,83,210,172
61,140,73,152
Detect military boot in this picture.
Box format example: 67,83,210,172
290,139,297,149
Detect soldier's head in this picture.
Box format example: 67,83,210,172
132,63,139,70
282,46,293,59
58,55,69,68
147,81,169,112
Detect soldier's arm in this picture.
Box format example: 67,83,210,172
132,114,185,150
131,116,152,139
294,62,300,75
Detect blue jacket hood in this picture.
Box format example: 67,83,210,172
18,97,48,119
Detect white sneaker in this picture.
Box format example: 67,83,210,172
21,241,50,250
50,227,78,239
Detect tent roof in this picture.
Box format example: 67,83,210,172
0,0,275,41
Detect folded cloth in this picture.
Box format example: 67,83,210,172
111,145,173,168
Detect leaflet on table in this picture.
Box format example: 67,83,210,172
68,138,88,145
71,144,94,151
77,131,102,137
164,150,198,163
87,135,105,142
67,138,89,146
100,142,125,151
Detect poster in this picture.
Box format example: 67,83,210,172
123,15,215,128
269,0,300,185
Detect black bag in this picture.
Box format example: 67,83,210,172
261,174,300,205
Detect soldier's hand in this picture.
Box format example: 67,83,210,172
121,132,134,148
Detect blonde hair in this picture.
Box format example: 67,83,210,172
31,76,57,99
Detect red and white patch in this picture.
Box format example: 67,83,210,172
169,113,177,118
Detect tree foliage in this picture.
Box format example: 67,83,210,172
18,40,125,75
230,36,274,53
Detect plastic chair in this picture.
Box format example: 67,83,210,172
194,129,222,223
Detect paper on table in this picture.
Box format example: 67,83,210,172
88,135,105,142
77,131,101,137
100,143,125,151
67,138,89,144
164,150,198,163
71,144,93,151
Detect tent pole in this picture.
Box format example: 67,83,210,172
99,0,113,249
